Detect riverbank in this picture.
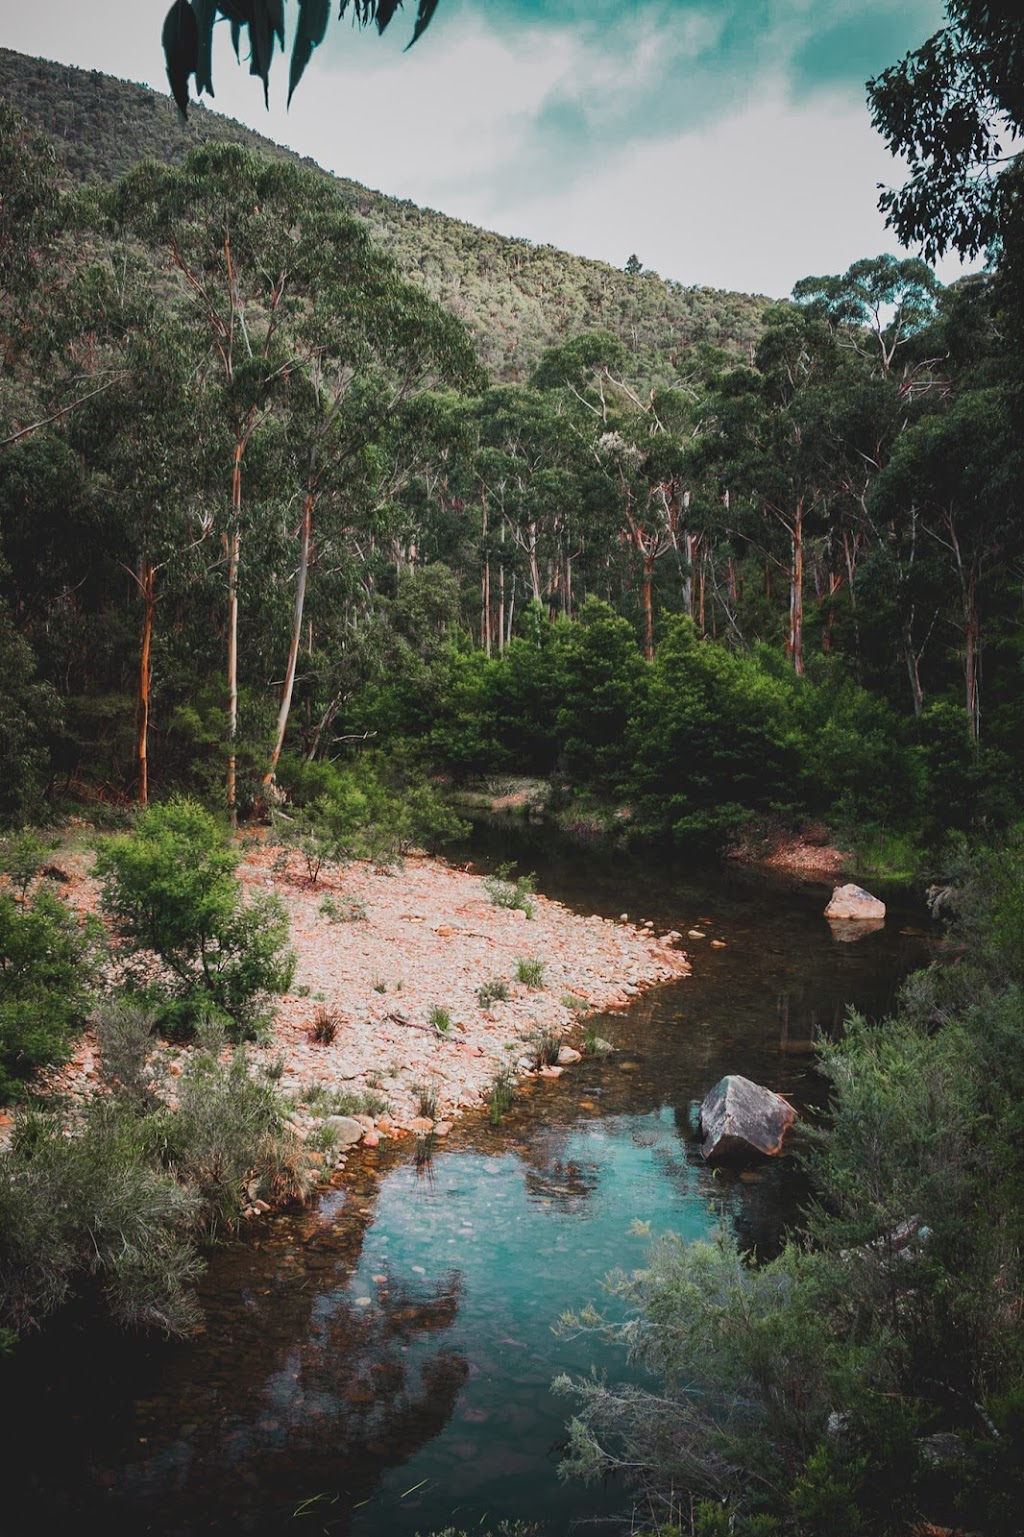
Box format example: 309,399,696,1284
27,839,689,1160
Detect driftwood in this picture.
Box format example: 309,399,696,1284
384,1010,466,1039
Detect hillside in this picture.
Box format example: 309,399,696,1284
0,45,768,384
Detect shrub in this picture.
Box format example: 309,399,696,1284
308,1007,338,1045
483,862,537,917
477,977,510,1007
0,830,58,899
0,1104,202,1339
525,1024,561,1067
319,894,367,923
0,885,103,1102
145,1030,314,1237
429,1005,453,1036
488,1063,518,1125
94,799,294,1042
94,997,162,1113
411,1080,440,1119
515,956,546,989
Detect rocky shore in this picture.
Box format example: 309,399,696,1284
27,842,690,1166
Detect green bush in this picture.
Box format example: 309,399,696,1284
0,829,59,898
0,1104,202,1339
0,885,103,1102
144,1030,313,1237
515,956,545,988
94,799,294,1041
483,861,536,916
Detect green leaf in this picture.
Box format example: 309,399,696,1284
162,0,199,120
408,0,440,49
289,0,331,105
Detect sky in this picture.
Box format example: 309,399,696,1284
1,0,976,298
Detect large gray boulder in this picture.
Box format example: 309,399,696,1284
699,1074,796,1162
321,1115,365,1148
824,883,886,921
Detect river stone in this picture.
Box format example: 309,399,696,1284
824,883,886,920
699,1074,796,1162
321,1115,364,1148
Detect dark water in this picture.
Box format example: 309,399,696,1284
4,838,932,1537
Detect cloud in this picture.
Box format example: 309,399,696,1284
3,0,973,298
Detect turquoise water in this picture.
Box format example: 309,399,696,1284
5,847,931,1536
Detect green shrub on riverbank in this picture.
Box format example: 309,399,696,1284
0,883,103,1102
557,835,1024,1534
95,799,295,1042
0,1031,315,1341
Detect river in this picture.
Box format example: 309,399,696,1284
4,836,932,1536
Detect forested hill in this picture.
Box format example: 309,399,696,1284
0,45,767,384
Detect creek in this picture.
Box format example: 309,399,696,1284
5,835,933,1536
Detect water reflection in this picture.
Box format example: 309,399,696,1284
4,842,933,1537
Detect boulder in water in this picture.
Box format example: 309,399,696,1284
699,1074,796,1162
824,883,886,921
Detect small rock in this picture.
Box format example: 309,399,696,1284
408,1116,434,1134
710,939,727,949
589,1036,614,1056
688,929,705,939
433,1121,452,1137
538,1064,563,1078
353,1114,376,1129
556,1045,582,1065
362,1130,381,1148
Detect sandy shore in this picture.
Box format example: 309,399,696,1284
25,842,689,1152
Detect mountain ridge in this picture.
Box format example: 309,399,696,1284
0,45,770,384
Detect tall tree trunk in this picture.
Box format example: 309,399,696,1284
900,617,925,717
788,499,805,676
226,433,243,824
136,560,155,806
226,529,239,823
480,498,490,654
498,523,506,653
641,554,655,661
964,561,980,742
265,491,314,786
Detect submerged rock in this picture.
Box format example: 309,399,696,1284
824,883,886,921
699,1074,796,1162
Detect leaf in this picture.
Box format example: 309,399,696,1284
375,0,403,33
288,0,331,105
407,0,440,48
162,0,200,120
191,0,219,97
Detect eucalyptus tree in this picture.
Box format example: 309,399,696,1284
868,2,1024,264
698,304,844,676
868,385,1021,741
114,142,479,810
792,255,941,379
532,331,703,657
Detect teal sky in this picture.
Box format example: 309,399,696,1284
2,1,973,296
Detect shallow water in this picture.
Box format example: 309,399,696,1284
5,841,932,1536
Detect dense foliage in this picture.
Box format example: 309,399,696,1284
556,837,1024,1535
1,65,1021,858
95,799,295,1040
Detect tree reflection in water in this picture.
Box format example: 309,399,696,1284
5,1175,470,1537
